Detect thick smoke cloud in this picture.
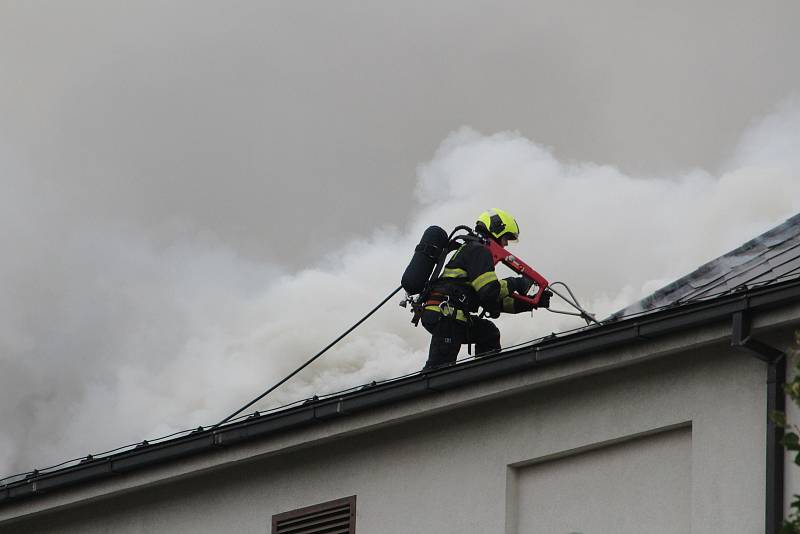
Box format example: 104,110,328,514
1,101,799,477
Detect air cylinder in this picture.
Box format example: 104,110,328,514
401,225,449,295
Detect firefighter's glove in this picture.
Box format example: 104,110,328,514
507,276,534,295
536,289,553,309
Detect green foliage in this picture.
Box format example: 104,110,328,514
775,329,800,534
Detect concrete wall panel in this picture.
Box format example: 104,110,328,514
514,426,691,534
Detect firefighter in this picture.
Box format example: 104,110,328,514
420,208,551,370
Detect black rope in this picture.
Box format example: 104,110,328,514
211,285,404,429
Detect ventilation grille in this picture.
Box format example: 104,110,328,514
272,496,356,534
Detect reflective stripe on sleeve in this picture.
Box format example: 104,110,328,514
499,279,510,299
472,271,499,292
442,267,467,279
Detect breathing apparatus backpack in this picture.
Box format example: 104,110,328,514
401,226,450,294
401,225,482,325
399,226,449,325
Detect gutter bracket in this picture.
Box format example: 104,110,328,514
634,323,646,341
731,310,786,534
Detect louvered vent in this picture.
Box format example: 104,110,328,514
272,496,356,534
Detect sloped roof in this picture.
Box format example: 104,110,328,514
612,213,800,319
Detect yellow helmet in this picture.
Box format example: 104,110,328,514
476,208,520,242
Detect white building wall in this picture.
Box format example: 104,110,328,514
514,426,692,533
2,343,769,534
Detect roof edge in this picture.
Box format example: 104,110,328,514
3,276,800,509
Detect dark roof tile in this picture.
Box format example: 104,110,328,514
612,212,800,318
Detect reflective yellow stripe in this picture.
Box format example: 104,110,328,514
499,279,510,299
472,271,498,292
424,305,468,322
442,267,467,279
502,296,516,313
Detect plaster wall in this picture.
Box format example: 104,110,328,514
3,344,768,534
514,426,692,533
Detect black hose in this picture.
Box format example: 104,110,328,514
211,285,404,429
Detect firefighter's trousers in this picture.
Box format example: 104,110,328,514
420,309,500,370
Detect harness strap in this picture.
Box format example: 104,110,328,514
423,304,468,322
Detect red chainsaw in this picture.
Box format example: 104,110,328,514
483,237,598,324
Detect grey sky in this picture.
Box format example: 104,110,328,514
3,1,799,262
1,1,800,476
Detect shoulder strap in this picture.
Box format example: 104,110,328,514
428,243,457,286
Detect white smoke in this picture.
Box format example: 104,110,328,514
1,100,800,477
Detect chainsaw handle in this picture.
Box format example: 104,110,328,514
511,292,543,307
484,240,550,306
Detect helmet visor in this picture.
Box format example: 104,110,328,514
505,232,519,242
